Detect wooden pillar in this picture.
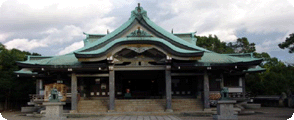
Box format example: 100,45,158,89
71,73,77,110
108,66,115,112
36,79,40,94
220,73,224,89
203,70,210,109
239,77,242,87
36,79,43,95
241,77,246,98
40,79,43,90
165,66,173,112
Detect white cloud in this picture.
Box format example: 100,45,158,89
256,31,292,53
41,25,84,45
4,38,47,50
58,41,84,55
4,25,84,51
0,0,116,52
157,0,294,42
84,17,116,34
0,33,12,42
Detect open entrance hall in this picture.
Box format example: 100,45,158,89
116,71,165,99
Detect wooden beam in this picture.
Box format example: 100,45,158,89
76,74,109,77
171,73,204,76
113,66,166,71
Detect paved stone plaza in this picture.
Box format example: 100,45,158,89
1,107,293,120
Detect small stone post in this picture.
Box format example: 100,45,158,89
42,88,66,120
213,87,238,120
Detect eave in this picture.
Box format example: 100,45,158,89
74,38,204,60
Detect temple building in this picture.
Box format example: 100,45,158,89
15,4,265,113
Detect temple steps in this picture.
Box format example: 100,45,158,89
77,98,203,113
172,99,203,112
115,99,166,112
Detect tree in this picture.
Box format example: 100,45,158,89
196,35,234,53
229,37,256,53
0,43,41,110
279,33,294,53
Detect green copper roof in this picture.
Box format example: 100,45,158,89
75,37,203,55
199,53,254,63
142,16,210,52
14,69,37,75
75,17,136,52
173,32,197,44
244,66,266,73
19,54,80,66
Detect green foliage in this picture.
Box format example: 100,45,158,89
196,35,234,53
279,33,294,53
0,43,40,110
233,37,256,53
246,57,294,96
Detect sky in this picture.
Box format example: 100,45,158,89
0,0,293,64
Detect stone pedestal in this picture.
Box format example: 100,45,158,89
42,102,66,120
213,100,238,120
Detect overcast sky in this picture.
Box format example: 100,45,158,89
0,0,293,64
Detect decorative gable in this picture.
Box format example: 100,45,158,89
127,27,153,37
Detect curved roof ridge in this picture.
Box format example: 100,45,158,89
71,17,136,53
142,16,212,53
74,37,203,57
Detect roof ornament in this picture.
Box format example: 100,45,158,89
127,27,152,37
130,3,148,19
171,29,173,34
107,29,109,34
137,3,141,12
137,27,141,35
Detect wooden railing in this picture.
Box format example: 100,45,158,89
29,94,44,102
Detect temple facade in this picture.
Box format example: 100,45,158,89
15,4,265,113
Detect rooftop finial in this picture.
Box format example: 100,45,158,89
171,29,173,34
137,3,141,12
130,3,148,19
107,29,109,34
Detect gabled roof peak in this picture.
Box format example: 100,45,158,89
130,3,148,19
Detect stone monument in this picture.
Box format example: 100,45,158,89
213,87,238,120
41,88,66,120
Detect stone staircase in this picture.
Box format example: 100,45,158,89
172,98,203,112
115,99,166,112
78,98,203,113
78,99,109,113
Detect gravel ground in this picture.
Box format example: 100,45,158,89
179,107,294,120
1,107,293,120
